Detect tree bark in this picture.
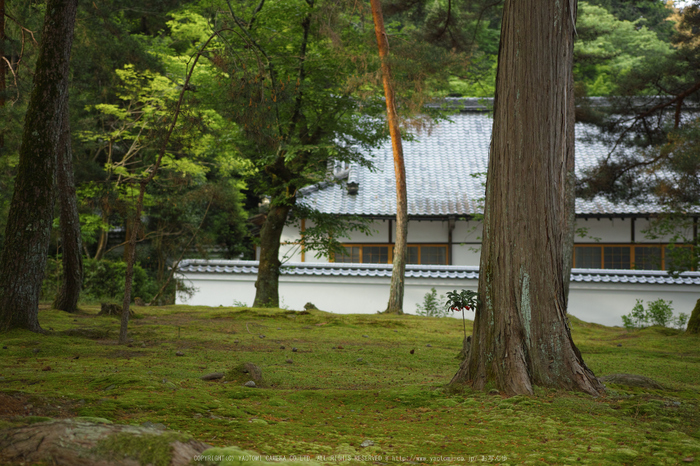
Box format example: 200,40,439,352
371,0,407,315
253,205,291,308
0,0,78,332
451,0,604,396
53,92,83,313
0,0,5,151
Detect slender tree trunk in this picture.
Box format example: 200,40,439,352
451,0,604,396
370,0,407,315
0,0,78,332
120,200,139,344
93,203,111,260
253,205,291,308
118,32,219,344
93,227,108,260
53,94,83,312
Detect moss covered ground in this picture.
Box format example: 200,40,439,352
0,305,698,465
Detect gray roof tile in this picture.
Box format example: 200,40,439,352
177,260,700,285
299,112,664,216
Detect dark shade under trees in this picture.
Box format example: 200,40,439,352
451,0,604,396
0,0,78,332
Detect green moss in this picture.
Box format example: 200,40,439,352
74,417,113,424
23,416,54,424
1,303,698,465
199,446,322,466
94,431,191,466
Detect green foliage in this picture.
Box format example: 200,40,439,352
674,312,689,330
622,298,685,330
622,299,649,329
415,287,448,317
445,289,478,313
576,5,700,212
645,298,674,327
41,257,158,304
641,215,698,276
207,0,392,212
82,259,158,303
574,1,673,97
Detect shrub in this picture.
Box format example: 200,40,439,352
83,258,158,303
42,258,159,304
622,299,649,329
416,288,448,317
673,313,689,330
647,298,674,327
622,298,686,330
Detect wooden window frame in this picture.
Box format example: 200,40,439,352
333,243,449,265
572,244,695,271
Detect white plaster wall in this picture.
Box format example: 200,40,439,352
405,220,448,243
177,273,258,308
451,244,481,267
634,218,694,243
575,218,632,243
177,271,699,328
275,217,682,266
177,272,475,315
568,283,699,327
346,219,390,242
454,220,483,244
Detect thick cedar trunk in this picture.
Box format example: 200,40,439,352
451,0,604,396
253,206,291,308
370,0,407,315
53,94,83,313
0,0,78,332
0,0,5,150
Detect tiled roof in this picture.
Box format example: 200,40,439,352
298,111,665,217
177,260,700,285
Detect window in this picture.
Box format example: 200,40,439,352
573,244,694,271
335,246,360,263
333,244,448,265
407,246,419,264
420,246,447,265
362,246,389,264
604,246,631,269
634,246,662,270
575,246,602,268
664,245,694,271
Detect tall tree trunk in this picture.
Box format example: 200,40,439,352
370,0,407,315
451,0,604,396
253,205,291,308
53,94,83,313
0,0,78,332
0,0,5,151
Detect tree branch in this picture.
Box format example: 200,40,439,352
247,0,266,30
603,81,700,161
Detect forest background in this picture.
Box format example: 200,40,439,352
0,0,696,306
